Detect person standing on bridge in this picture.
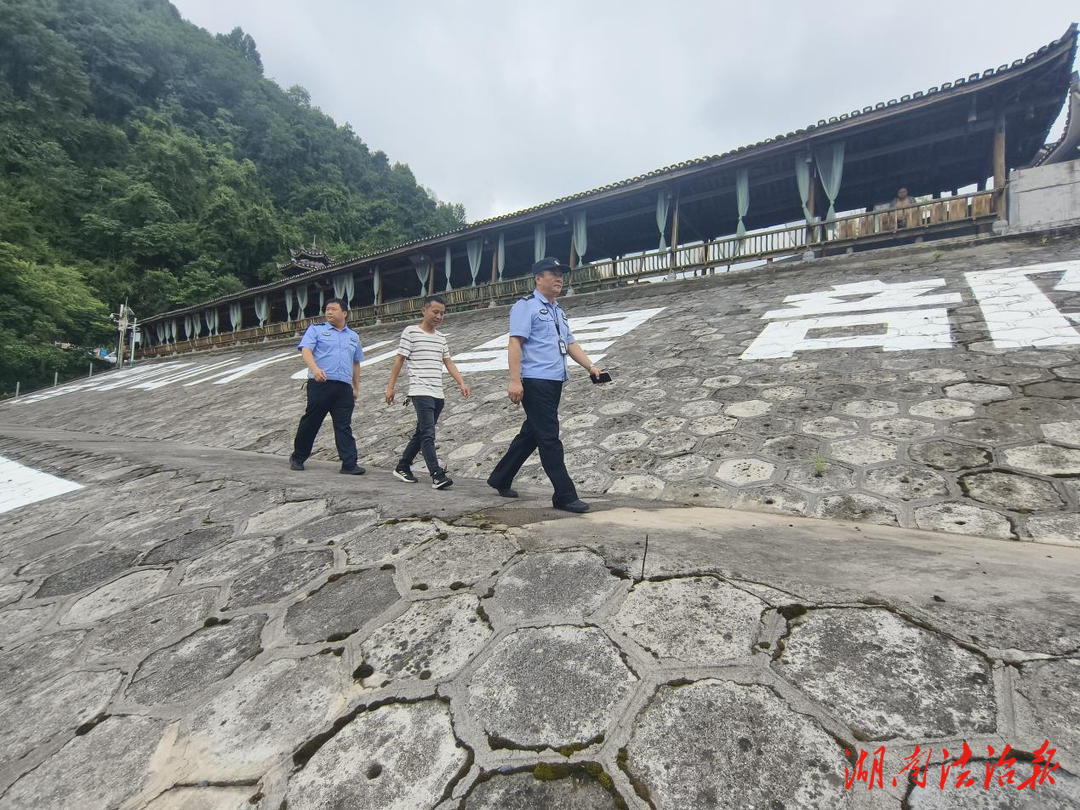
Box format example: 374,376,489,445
289,297,366,475
385,295,471,490
487,257,605,513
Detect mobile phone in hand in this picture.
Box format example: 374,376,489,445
591,371,613,384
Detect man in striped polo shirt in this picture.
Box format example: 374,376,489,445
385,295,471,489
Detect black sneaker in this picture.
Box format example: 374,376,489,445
289,457,304,471
393,467,418,483
340,465,366,475
432,470,453,489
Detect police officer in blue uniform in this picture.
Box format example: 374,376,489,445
487,258,604,513
289,297,367,474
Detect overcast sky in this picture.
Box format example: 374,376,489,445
170,1,1076,221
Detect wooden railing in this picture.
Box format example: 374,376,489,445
139,190,997,358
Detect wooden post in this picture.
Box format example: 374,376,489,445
569,235,577,270
668,189,680,279
491,246,498,285
805,172,817,248
992,112,1007,216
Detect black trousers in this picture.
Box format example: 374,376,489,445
399,395,445,475
291,381,358,469
488,377,578,506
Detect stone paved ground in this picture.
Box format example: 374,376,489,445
0,429,1076,810
3,230,1079,544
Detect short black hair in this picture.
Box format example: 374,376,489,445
423,295,446,307
324,297,348,312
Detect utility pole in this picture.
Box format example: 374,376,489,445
127,313,138,368
113,302,128,369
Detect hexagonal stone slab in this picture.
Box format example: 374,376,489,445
599,431,648,452
356,594,491,687
0,630,87,695
950,418,1033,445
909,440,992,471
1,715,169,810
864,465,950,501
909,399,977,420
622,679,853,810
801,416,860,438
284,568,399,643
34,550,140,598
830,436,898,465
341,520,441,566
463,770,623,809
687,415,737,436
178,654,342,781
814,493,900,526
243,499,327,535
641,416,686,434
652,454,710,480
141,525,233,565
1026,513,1080,546
914,502,1015,540
126,614,265,706
1042,420,1080,446
724,400,772,418
611,577,764,664
0,668,123,761
468,626,638,750
491,551,622,624
944,382,1013,402
0,604,55,646
714,458,775,486
400,528,518,590
961,471,1063,510
285,700,468,810
226,549,333,609
909,768,1080,809
870,417,936,441
87,588,219,660
838,399,898,419
60,569,169,625
1002,443,1080,476
776,608,994,739
785,463,854,493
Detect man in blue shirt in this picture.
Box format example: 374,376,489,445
487,257,605,513
289,298,366,474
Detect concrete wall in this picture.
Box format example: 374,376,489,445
1007,157,1080,232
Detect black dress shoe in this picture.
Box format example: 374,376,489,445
289,458,304,471
554,499,590,514
491,486,518,498
340,465,366,475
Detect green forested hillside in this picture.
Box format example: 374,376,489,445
0,0,466,391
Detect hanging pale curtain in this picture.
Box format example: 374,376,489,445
496,234,505,281
192,314,203,338
467,238,484,286
229,303,242,331
372,267,381,305
413,256,432,295
318,287,325,312
344,273,355,306
155,323,165,344
285,288,294,321
533,223,546,262
204,310,215,336
796,154,814,222
169,319,178,342
444,247,453,291
656,191,670,251
572,212,587,263
183,315,193,340
296,285,308,318
735,168,750,238
333,273,347,302
254,295,269,326
814,142,845,221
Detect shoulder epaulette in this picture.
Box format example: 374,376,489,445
519,293,533,301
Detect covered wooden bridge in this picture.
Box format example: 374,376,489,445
139,25,1078,356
